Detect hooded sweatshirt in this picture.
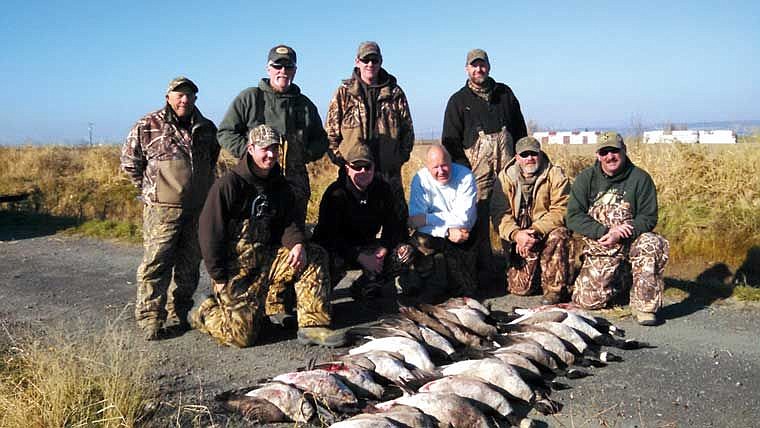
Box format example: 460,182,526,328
565,158,658,241
199,157,304,283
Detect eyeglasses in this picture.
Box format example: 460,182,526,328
348,162,373,172
518,151,539,158
269,63,296,70
598,147,621,156
359,55,380,64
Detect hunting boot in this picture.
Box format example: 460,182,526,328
296,326,346,347
635,310,661,326
268,312,296,329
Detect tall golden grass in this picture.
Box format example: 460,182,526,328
0,321,151,427
1,141,758,267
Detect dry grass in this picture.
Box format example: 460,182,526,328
0,319,152,427
2,141,759,276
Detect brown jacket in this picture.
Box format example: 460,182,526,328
120,105,219,209
325,68,414,176
491,152,570,241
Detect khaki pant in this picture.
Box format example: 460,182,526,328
507,227,570,297
191,244,332,348
135,205,201,330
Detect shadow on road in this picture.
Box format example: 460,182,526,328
0,210,78,241
661,263,735,320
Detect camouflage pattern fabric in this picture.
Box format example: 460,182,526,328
135,205,201,330
571,196,669,312
506,227,570,296
408,235,478,300
191,243,331,348
120,106,219,209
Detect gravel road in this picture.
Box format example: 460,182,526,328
1,231,759,427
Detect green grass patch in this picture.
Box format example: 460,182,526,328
64,219,142,243
733,285,760,302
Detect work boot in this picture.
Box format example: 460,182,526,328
268,312,296,329
143,324,161,341
635,311,660,326
296,326,346,347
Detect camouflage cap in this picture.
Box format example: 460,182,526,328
268,45,297,66
248,124,283,148
596,131,625,152
357,41,381,59
166,76,198,94
344,143,374,165
515,136,541,155
466,48,489,65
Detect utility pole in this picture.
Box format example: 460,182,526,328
88,122,94,146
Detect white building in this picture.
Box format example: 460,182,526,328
532,131,599,145
644,129,736,144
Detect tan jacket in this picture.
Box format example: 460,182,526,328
491,152,570,241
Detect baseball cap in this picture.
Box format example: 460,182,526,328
515,136,541,155
248,124,283,148
267,45,297,66
344,143,374,165
357,41,381,59
466,48,489,65
596,131,625,152
166,76,198,94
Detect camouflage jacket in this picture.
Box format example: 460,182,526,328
325,68,414,175
216,79,327,177
491,152,570,242
120,105,219,209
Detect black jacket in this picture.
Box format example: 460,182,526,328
199,158,304,283
311,174,407,263
441,79,527,166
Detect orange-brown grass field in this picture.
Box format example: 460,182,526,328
1,140,759,287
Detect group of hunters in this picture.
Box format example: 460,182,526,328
120,42,670,347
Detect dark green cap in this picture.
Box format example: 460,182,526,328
345,143,374,164
268,45,297,66
597,131,625,152
248,124,283,148
466,48,489,65
166,76,198,94
515,136,541,155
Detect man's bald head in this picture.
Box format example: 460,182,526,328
425,145,452,184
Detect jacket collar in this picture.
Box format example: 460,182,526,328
347,68,396,98
232,153,284,187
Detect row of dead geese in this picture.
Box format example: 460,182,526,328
219,297,653,427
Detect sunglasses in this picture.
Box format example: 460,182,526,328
359,55,380,64
269,63,296,70
598,147,621,156
518,151,539,158
348,162,373,172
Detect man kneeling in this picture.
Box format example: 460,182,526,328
191,125,344,347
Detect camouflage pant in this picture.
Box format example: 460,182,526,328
135,205,201,330
507,227,571,296
191,243,332,348
408,233,478,299
465,128,512,270
571,200,670,312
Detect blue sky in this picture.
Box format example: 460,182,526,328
1,0,757,143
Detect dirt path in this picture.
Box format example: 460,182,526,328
1,232,759,427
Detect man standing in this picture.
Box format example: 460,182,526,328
441,48,528,273
217,44,327,226
408,145,478,300
121,76,220,340
566,132,669,326
491,136,571,304
191,125,344,347
312,144,413,300
325,41,415,217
